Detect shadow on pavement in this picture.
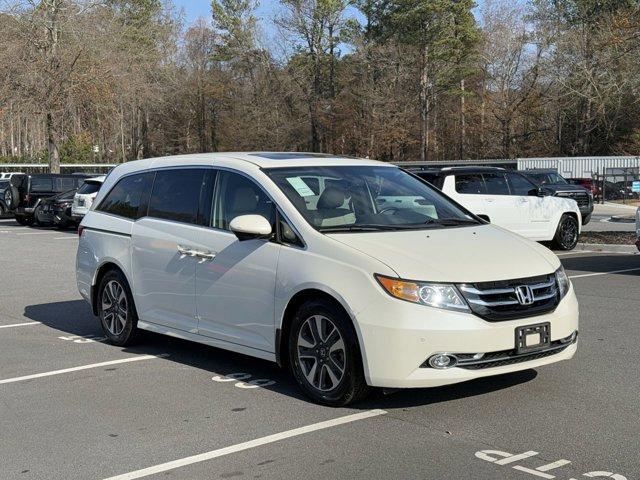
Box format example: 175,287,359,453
560,254,640,276
24,299,538,409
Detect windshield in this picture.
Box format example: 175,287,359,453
528,172,568,185
265,166,479,232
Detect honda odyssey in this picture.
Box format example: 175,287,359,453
76,153,578,405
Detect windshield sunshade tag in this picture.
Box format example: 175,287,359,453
286,177,315,197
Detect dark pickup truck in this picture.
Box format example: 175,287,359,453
4,174,90,225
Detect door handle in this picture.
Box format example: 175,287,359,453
177,245,197,257
485,198,495,203
518,197,529,204
195,250,217,262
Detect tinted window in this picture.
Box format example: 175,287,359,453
507,172,536,195
98,173,154,219
455,174,485,194
212,171,275,230
77,182,101,195
148,169,206,225
30,178,53,192
483,173,510,195
55,177,76,192
414,172,444,189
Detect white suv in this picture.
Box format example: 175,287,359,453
72,176,105,222
414,167,582,250
76,153,578,405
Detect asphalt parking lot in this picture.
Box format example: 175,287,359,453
1,217,639,480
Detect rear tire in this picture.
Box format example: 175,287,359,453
552,214,579,250
97,270,138,346
288,299,370,406
33,205,43,226
15,215,33,226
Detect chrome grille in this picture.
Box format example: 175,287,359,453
458,274,559,321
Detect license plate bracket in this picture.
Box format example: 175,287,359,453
515,322,550,354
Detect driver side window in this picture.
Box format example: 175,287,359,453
211,171,275,230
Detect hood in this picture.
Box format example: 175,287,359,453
544,184,589,194
327,224,560,283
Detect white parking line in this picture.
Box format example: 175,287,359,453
0,321,41,329
17,231,54,236
102,409,387,480
0,354,167,385
54,236,77,240
569,267,640,279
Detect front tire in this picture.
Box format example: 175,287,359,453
97,270,138,346
552,214,579,250
288,299,370,406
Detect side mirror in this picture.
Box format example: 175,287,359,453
529,187,551,197
229,214,272,241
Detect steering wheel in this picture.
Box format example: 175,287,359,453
378,206,400,215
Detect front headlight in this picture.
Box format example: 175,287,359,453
555,266,570,299
375,274,469,312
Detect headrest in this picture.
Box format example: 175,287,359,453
317,186,346,209
232,187,258,212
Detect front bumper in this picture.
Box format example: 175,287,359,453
355,286,579,388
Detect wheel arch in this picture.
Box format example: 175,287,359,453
276,287,363,370
90,260,133,316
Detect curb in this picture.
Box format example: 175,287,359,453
575,243,639,254
601,202,638,211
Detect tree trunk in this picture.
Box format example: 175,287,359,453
419,43,430,163
459,79,466,160
310,53,322,151
46,112,60,173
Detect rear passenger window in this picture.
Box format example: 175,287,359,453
507,173,536,196
482,173,510,195
148,169,206,225
55,177,76,192
455,174,485,194
30,178,53,192
97,173,154,219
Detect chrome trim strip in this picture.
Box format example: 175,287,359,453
459,285,514,295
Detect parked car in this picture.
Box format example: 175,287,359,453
4,173,90,225
0,179,9,217
77,153,578,406
567,177,599,197
411,166,582,250
71,176,105,223
34,189,78,228
0,172,23,180
519,169,594,225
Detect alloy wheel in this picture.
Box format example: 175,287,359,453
101,280,128,336
296,315,346,392
560,218,578,248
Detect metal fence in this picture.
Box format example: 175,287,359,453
517,156,640,179
0,163,116,174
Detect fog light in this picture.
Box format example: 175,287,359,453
428,354,457,369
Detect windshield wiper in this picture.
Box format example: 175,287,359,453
424,217,479,226
320,224,416,232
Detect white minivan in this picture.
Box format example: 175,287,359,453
76,153,578,405
413,167,582,250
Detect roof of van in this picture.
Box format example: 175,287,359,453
114,152,389,172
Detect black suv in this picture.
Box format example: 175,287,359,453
4,174,90,225
519,169,594,225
